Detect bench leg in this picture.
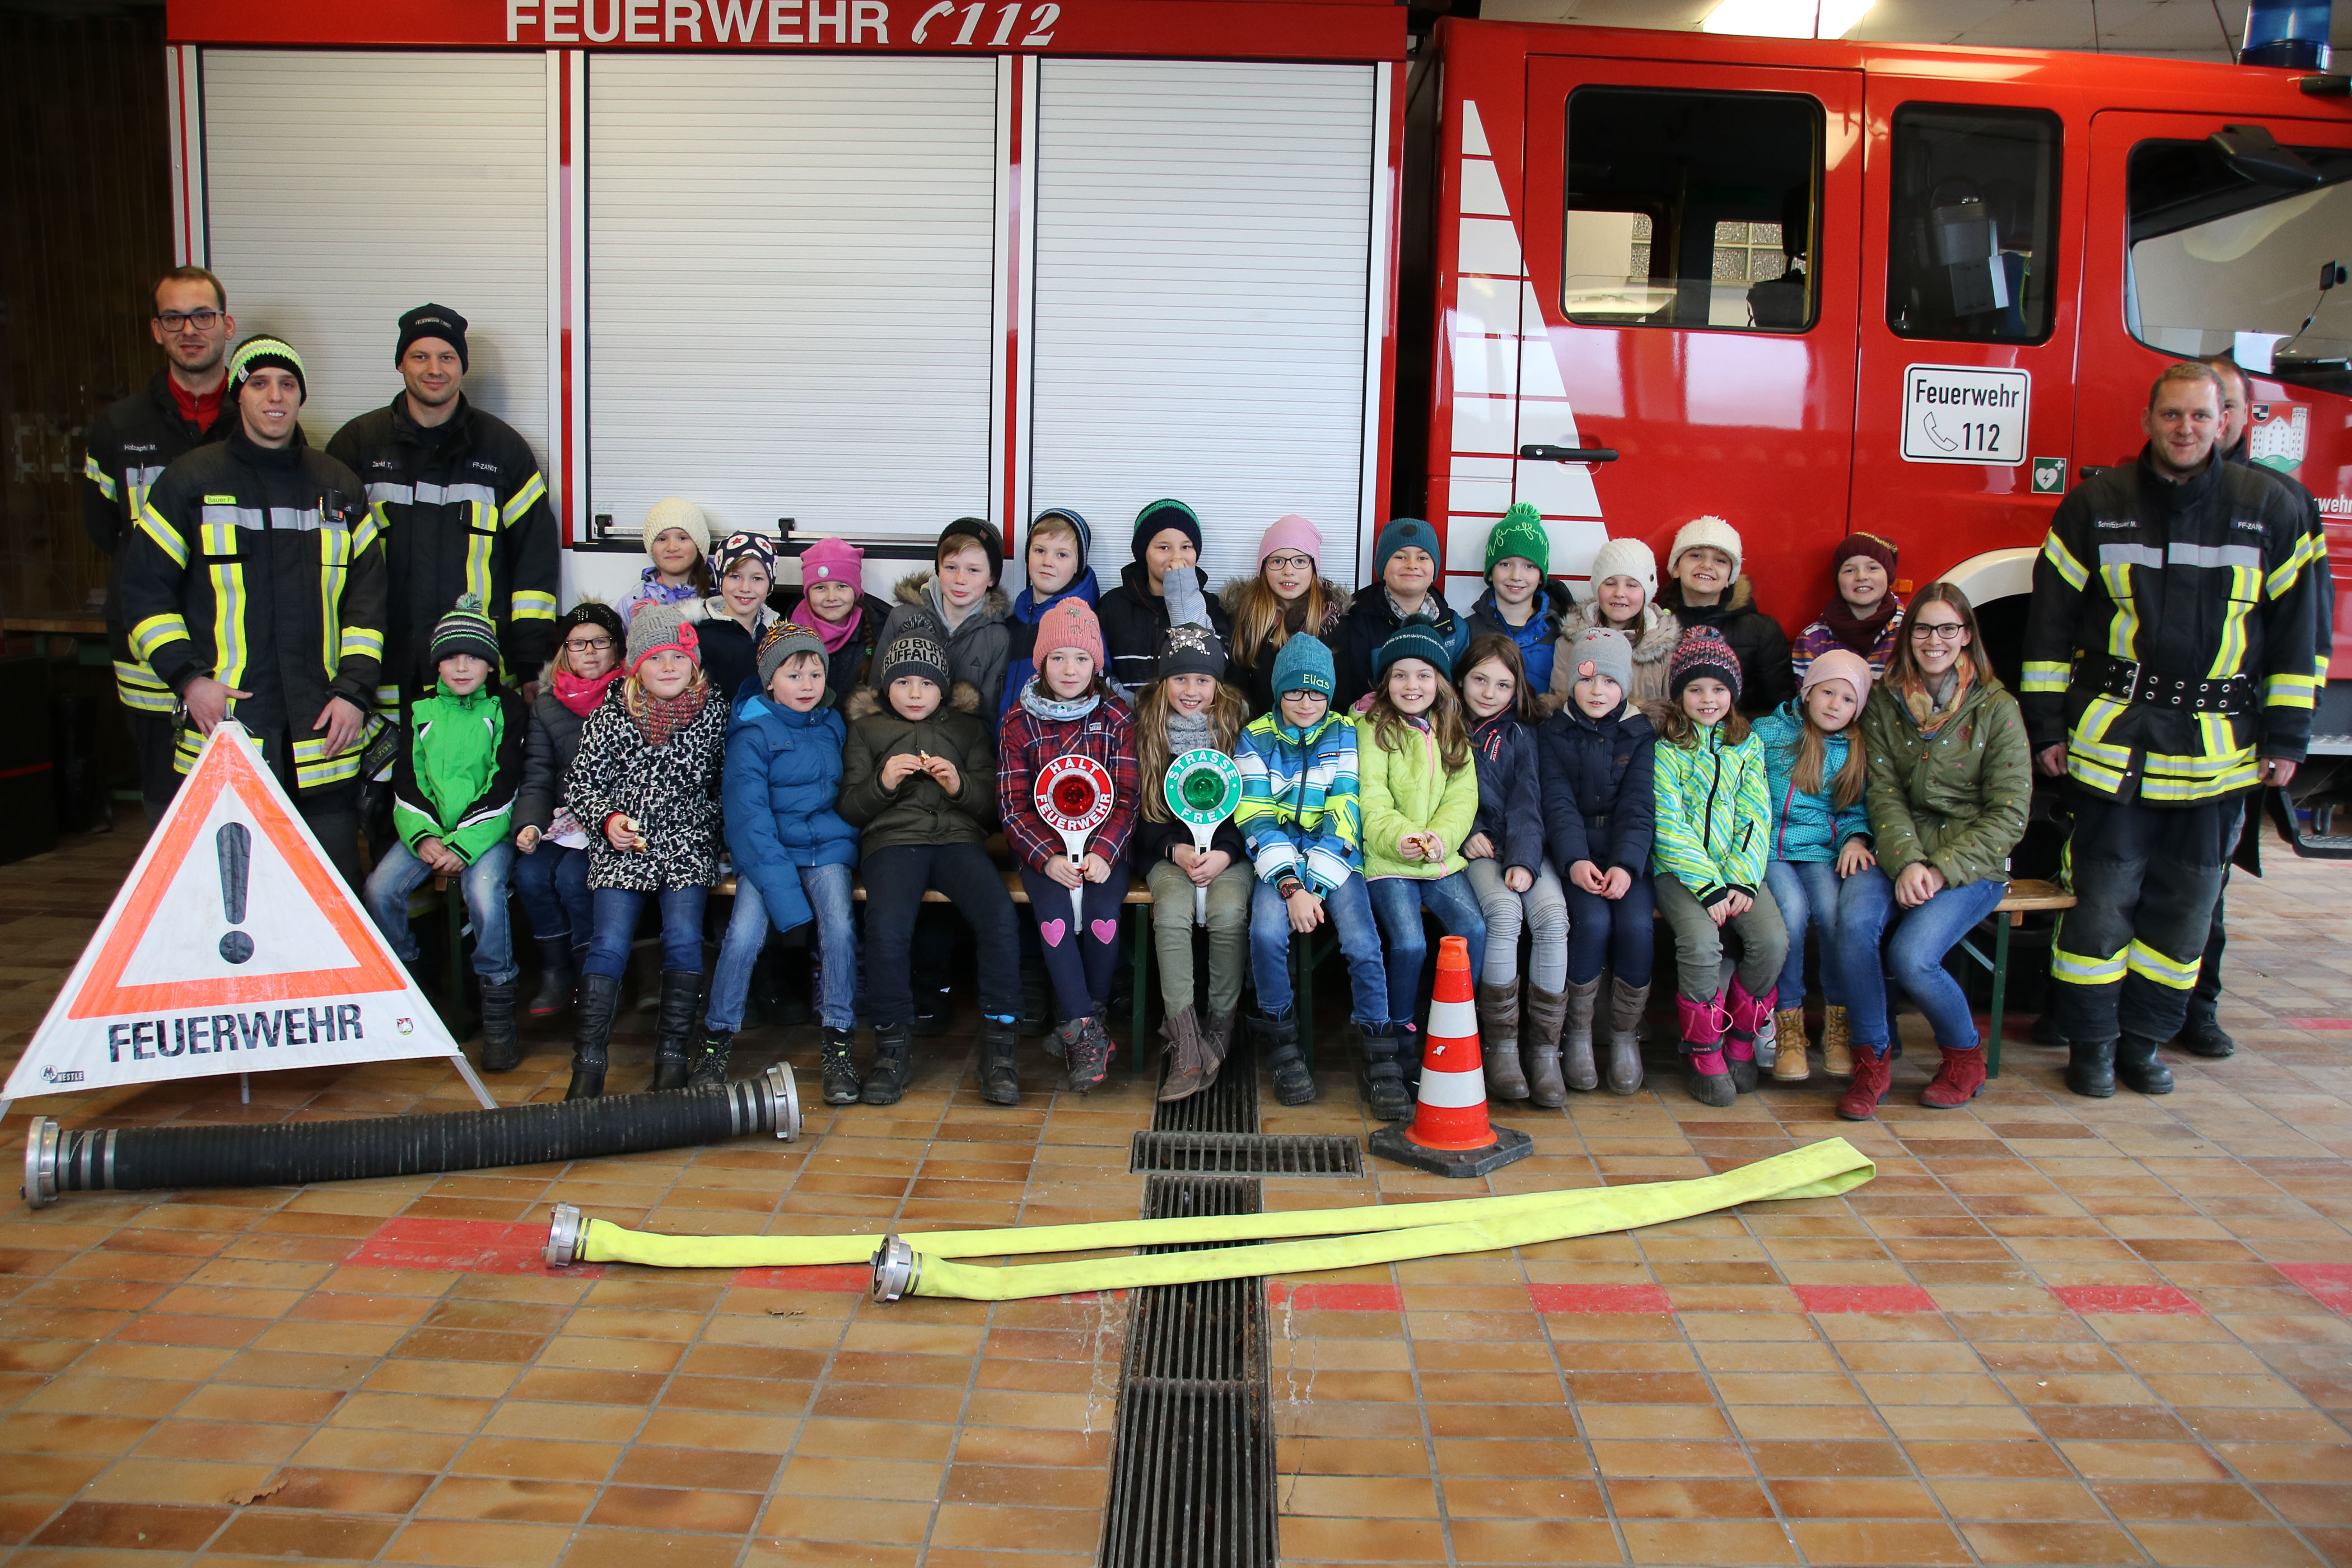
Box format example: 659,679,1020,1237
1131,906,1151,1075
1987,916,2009,1080
442,881,471,1039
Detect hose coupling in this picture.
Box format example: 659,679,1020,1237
22,1117,60,1210
544,1202,586,1268
764,1063,802,1142
871,1233,918,1302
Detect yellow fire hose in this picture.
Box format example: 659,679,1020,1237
549,1137,1873,1303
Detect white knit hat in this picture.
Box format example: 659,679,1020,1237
1587,535,1659,602
1667,515,1742,580
642,497,711,562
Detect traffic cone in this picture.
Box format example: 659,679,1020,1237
1371,936,1536,1178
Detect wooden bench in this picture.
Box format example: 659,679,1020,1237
1953,876,2075,1079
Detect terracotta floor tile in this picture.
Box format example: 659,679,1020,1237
2123,1522,2326,1567
1958,1520,2149,1564
381,1516,571,1567
208,1508,402,1558
1440,1516,1623,1564
28,1499,229,1551
1617,1518,1798,1564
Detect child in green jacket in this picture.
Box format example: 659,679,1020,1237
363,595,527,1069
1651,627,1788,1107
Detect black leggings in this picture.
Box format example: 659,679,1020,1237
861,843,1021,1027
1018,860,1129,1021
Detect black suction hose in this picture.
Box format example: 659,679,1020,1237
21,1065,799,1208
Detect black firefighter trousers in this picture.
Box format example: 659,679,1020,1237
2052,790,2241,1047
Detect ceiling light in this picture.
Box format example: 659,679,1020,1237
1701,0,1875,38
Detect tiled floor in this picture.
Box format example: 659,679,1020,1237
3,825,2350,1566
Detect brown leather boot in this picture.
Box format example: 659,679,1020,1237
1556,978,1600,1095
1604,978,1649,1095
1523,982,1573,1106
1476,980,1529,1100
1772,1007,1810,1081
1201,1008,1235,1090
1157,1006,1211,1103
1819,1005,1855,1077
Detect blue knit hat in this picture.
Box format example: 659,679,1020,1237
1374,516,1441,581
1030,507,1093,560
1374,619,1454,683
1270,633,1335,701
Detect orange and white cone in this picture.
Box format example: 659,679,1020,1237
1371,936,1536,1177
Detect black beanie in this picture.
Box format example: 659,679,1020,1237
937,516,1004,584
556,600,623,652
1132,498,1202,561
396,303,470,371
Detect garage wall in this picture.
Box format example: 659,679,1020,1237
1027,59,1376,591
585,54,999,554
202,51,552,475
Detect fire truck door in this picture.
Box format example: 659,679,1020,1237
1511,55,1861,615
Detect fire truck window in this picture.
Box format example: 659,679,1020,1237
1562,86,1821,332
1886,104,2059,344
2126,136,2352,391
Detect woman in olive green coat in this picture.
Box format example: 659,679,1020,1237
1840,583,2031,1120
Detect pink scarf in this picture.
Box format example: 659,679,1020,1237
811,603,862,654
553,666,620,717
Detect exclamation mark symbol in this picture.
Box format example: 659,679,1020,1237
217,823,254,965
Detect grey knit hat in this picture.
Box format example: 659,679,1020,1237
625,602,701,674
756,620,828,689
1563,627,1634,694
876,613,949,693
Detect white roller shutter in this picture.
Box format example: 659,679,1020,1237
202,51,551,477
587,55,998,547
1028,60,1375,592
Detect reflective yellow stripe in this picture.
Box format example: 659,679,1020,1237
318,524,351,676
2208,566,2260,681
113,660,175,713
292,735,364,789
2070,697,2132,768
210,558,247,690
136,505,188,567
2041,533,2089,591
2269,554,2303,599
2266,672,2318,708
2020,660,2069,694
2145,746,2256,778
340,626,384,662
2100,561,2140,661
85,453,117,500
130,613,189,661
355,510,383,555
465,500,497,608
2126,940,2200,991
2065,752,2129,794
2051,942,2126,986
501,473,547,526
511,589,557,622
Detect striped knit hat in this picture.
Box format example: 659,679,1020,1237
227,334,306,400
430,594,500,666
1668,626,1742,703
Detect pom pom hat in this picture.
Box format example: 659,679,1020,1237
1667,515,1742,580
1668,626,1742,703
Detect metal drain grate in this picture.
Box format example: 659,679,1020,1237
1129,1131,1363,1178
1151,1032,1258,1135
1097,1176,1275,1568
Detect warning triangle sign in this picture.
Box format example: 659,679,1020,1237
4,723,476,1103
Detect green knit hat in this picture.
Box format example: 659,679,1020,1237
431,593,500,666
1483,502,1549,577
226,334,307,401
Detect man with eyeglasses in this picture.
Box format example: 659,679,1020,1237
326,304,558,711
2022,360,2316,1100
80,266,239,821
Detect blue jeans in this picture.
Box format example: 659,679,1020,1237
1247,874,1388,1026
1844,874,2006,1052
512,841,591,945
1365,872,1488,1026
363,838,518,984
583,885,707,978
705,865,858,1033
1765,858,1894,1010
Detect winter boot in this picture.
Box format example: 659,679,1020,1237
819,1026,861,1105
478,979,521,1073
1158,1006,1213,1103
648,969,702,1091
1554,978,1599,1098
1920,1042,1986,1108
862,1023,914,1106
1677,992,1737,1108
1606,978,1649,1095
1359,1023,1416,1123
1724,979,1774,1094
526,938,576,1019
2115,1033,2174,1095
2066,1037,2118,1099
686,1031,733,1090
565,973,622,1100
1819,1004,1855,1077
1201,1007,1236,1091
1476,980,1529,1101
912,974,952,1038
1065,1015,1114,1094
2176,998,2234,1059
1256,1011,1315,1105
1772,1007,1810,1082
978,1014,1021,1105
1522,983,1569,1105
1836,1045,1893,1121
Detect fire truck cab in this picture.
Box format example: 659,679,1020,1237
1403,18,2352,743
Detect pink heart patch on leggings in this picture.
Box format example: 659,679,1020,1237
1090,918,1120,945
1038,919,1067,948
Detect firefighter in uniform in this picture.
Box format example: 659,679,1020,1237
2023,361,2315,1099
81,267,240,820
117,335,387,885
326,304,558,708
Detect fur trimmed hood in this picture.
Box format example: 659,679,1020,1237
1216,575,1352,628
892,569,1012,625
1538,600,1683,716
844,680,983,722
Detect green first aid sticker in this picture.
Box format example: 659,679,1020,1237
1165,749,1241,826
2031,457,2066,494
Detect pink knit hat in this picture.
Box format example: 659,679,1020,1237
799,537,863,590
1258,514,1323,567
1800,648,1874,706
1033,598,1105,668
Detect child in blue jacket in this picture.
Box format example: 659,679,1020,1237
713,622,861,1100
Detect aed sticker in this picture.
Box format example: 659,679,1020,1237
2031,457,2067,494
1902,365,2028,466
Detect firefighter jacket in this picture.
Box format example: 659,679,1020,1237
116,427,388,794
325,393,556,703
2022,445,2317,805
81,372,237,715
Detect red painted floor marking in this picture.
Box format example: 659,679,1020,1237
1792,1284,1938,1314
732,1265,872,1293
1268,1282,1404,1312
2276,1018,2352,1029
346,1216,598,1277
2278,1263,2352,1317
1527,1283,1674,1314
2050,1283,2202,1315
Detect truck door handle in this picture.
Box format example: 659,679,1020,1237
1519,445,1620,463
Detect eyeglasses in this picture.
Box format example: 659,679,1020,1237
1264,553,1314,571
154,310,221,331
1910,621,1968,641
564,635,614,652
